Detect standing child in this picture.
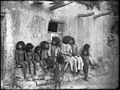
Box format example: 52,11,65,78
25,43,36,75
54,54,65,89
15,41,27,79
81,44,90,81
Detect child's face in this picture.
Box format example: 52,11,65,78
45,44,49,49
30,49,33,52
18,44,22,49
37,50,41,54
52,41,56,45
69,40,73,45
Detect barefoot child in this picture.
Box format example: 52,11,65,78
69,37,84,75
15,41,27,79
25,43,36,75
54,54,65,89
34,46,47,73
40,41,55,69
81,44,90,81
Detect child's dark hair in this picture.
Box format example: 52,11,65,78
16,41,26,50
56,55,64,65
62,36,73,44
71,37,75,44
83,44,90,50
51,37,61,47
26,43,34,52
82,44,90,56
34,46,41,53
40,41,49,50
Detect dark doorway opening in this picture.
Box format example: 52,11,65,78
48,21,58,32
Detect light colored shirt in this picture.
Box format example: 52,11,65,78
61,43,72,55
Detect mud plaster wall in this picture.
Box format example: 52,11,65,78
2,1,114,82
3,2,51,82
52,2,113,58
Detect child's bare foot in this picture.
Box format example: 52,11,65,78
24,77,28,81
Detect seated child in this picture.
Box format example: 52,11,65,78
61,36,75,75
40,41,55,69
34,46,47,73
69,37,84,74
25,43,36,75
15,41,27,79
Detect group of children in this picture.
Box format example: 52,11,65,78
15,36,91,89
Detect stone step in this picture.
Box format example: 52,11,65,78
36,80,46,86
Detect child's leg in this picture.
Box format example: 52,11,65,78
39,60,44,67
27,61,31,74
67,57,74,72
83,65,89,81
72,57,78,73
20,61,27,79
59,81,61,89
75,56,83,71
55,81,57,89
42,60,47,67
32,61,36,75
64,61,69,71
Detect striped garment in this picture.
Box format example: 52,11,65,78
61,43,72,56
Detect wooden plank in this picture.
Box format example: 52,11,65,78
94,10,112,19
50,2,72,11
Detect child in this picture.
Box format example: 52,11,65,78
61,36,75,75
15,41,27,79
40,41,55,69
50,37,61,61
25,43,36,75
81,44,90,81
69,37,84,74
34,46,47,73
54,54,65,89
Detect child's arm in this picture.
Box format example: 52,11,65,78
15,50,18,67
24,52,27,61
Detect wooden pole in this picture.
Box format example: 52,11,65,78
94,10,112,19
50,19,64,24
78,12,94,17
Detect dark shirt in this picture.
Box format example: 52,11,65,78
54,63,65,82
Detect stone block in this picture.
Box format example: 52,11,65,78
15,68,23,78
63,74,74,82
19,81,36,89
45,76,51,80
36,80,46,86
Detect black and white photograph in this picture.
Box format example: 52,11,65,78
1,0,119,89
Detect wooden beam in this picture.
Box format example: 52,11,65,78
50,19,64,24
94,10,112,19
50,2,72,11
78,12,94,17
